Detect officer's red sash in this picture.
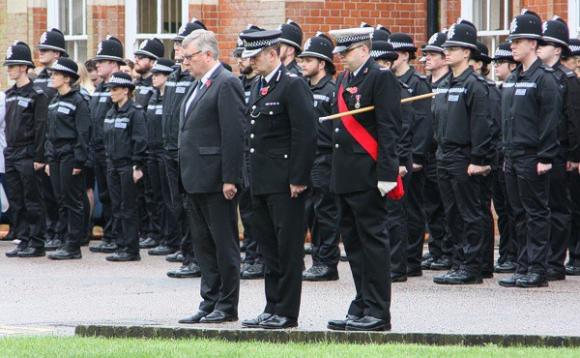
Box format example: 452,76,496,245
338,84,404,200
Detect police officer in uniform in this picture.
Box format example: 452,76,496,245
432,23,494,285
88,36,126,254
103,72,147,262
498,11,561,288
3,42,48,258
298,32,341,281
45,58,90,260
421,31,453,271
537,16,580,281
389,32,433,277
143,58,174,251
567,38,580,276
492,42,518,273
279,20,303,76
35,29,68,250
326,27,401,331
163,19,206,277
371,40,414,282
239,30,316,329
234,25,266,280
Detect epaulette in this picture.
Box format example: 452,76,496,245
473,73,487,82
413,72,427,80
486,79,496,86
399,80,410,89
541,64,555,72
286,72,298,78
33,87,45,95
133,103,143,109
379,67,391,71
558,64,576,78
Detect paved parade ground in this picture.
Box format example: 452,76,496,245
2,240,580,339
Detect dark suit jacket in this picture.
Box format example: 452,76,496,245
330,58,402,194
178,64,244,193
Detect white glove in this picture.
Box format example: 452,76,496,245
377,181,397,197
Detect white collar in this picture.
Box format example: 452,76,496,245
200,62,221,85
352,61,366,77
263,64,282,84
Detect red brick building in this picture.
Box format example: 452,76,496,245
0,0,579,86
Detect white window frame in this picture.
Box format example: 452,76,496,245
125,0,190,58
569,0,580,38
46,0,88,61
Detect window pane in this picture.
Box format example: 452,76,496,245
65,40,87,63
472,0,485,31
138,0,157,33
161,39,174,59
59,0,70,35
162,0,182,34
71,0,85,35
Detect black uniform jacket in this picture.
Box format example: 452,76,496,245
103,99,147,168
398,81,414,167
89,82,113,153
311,74,335,153
501,59,561,163
553,62,580,161
145,90,164,152
134,75,155,108
429,71,452,154
33,68,57,101
162,67,194,151
246,65,316,195
330,58,402,194
178,65,244,194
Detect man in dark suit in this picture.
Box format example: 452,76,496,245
326,27,402,331
176,29,244,324
239,30,316,329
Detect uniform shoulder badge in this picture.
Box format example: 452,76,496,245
33,87,45,95
559,64,576,78
541,65,555,72
133,103,143,109
286,72,298,78
414,72,427,80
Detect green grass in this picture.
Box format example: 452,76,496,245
1,336,580,357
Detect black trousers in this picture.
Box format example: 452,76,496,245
491,164,517,264
310,153,340,267
479,174,494,274
388,172,409,276
38,170,60,241
94,150,115,243
405,167,426,272
423,152,451,260
548,152,571,274
106,162,139,255
339,189,391,322
504,155,551,275
4,149,44,248
437,154,486,274
145,151,163,241
49,152,85,250
186,192,240,315
568,170,580,266
161,151,184,250
239,187,261,263
252,191,307,320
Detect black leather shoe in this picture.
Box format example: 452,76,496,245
422,252,433,261
346,316,391,331
242,313,273,328
259,314,298,329
89,242,117,253
430,257,452,271
440,269,482,285
407,268,423,277
566,266,580,276
139,237,158,249
178,310,209,324
494,260,516,273
516,273,548,288
17,246,45,257
241,262,265,279
48,248,82,260
148,245,177,256
166,250,184,263
199,310,238,323
498,273,525,287
391,273,408,283
327,314,361,331
44,238,63,251
106,252,141,262
5,243,28,257
302,265,339,281
167,263,201,278
421,256,435,270
547,269,566,281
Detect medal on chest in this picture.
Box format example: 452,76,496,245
355,94,362,109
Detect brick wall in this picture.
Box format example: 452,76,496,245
88,4,126,60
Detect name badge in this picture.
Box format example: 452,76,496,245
515,88,527,96
99,97,107,103
448,95,460,102
176,87,186,94
17,100,29,108
155,108,163,115
57,107,70,114
114,122,127,129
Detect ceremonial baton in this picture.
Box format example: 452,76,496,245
319,92,437,122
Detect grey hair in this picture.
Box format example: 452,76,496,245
182,29,219,60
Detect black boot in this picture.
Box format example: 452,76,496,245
17,246,46,257
302,264,339,281
48,247,82,260
167,263,201,278
241,262,265,279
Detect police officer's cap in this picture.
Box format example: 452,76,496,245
49,57,79,80
329,27,373,54
456,18,477,31
508,9,543,42
240,30,282,59
37,28,68,57
493,42,515,62
542,16,571,57
472,41,492,63
373,25,391,42
569,38,580,57
4,41,35,68
173,18,207,42
234,25,264,57
371,40,398,62
105,72,135,90
388,32,417,53
93,36,125,64
134,38,165,60
423,31,447,54
442,23,478,50
151,58,175,74
298,32,334,65
279,19,303,53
